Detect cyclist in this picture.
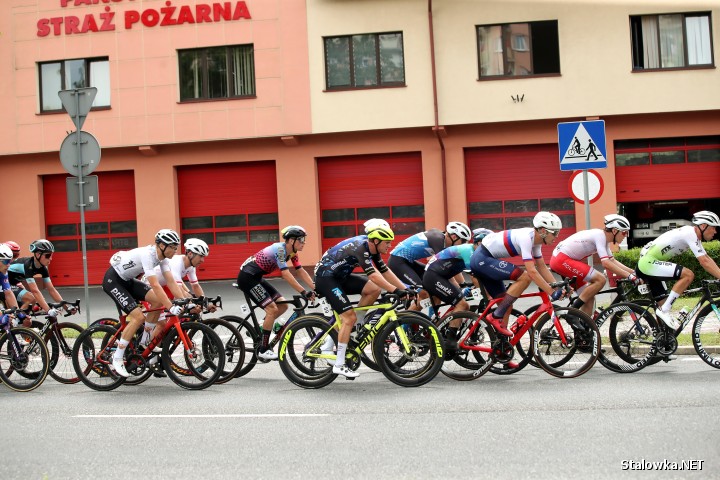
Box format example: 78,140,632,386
636,210,720,329
549,214,640,317
0,244,26,325
236,225,315,361
4,241,21,260
388,221,472,310
8,239,73,320
314,224,408,378
469,212,565,336
102,229,182,377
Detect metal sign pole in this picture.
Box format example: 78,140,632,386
582,169,592,267
72,90,92,326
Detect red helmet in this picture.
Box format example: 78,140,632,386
4,241,20,253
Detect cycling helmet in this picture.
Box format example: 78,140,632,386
604,214,631,231
692,210,720,227
533,212,562,231
4,241,20,254
363,218,391,233
472,228,493,244
281,225,307,240
155,229,181,246
29,239,54,253
184,238,209,256
0,244,13,260
367,226,395,242
446,222,472,242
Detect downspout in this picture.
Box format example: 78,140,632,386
428,0,448,224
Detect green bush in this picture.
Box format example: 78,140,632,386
614,240,720,290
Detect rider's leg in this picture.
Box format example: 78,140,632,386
573,271,605,318
658,267,693,313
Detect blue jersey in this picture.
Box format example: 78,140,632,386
315,235,387,279
0,272,11,292
426,244,475,277
390,229,446,261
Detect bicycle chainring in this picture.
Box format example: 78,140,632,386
126,354,147,375
655,332,678,356
492,338,515,364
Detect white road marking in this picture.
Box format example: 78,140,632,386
75,414,330,418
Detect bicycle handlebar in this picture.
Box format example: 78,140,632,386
48,299,82,316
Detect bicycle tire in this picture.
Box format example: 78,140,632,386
489,308,533,375
203,318,245,384
598,302,658,373
72,324,127,391
360,311,428,372
435,311,495,381
161,322,225,390
373,314,444,387
692,303,720,369
278,315,338,389
221,315,258,378
0,327,49,392
32,321,84,384
533,307,598,378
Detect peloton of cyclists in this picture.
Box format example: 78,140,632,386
388,221,472,310
236,226,316,361
314,222,408,378
549,214,641,318
102,229,183,377
469,212,565,336
635,210,720,329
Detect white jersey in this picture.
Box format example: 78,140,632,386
553,229,612,261
152,255,198,287
482,228,541,261
640,225,706,261
110,245,171,281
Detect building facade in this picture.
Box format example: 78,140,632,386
1,0,718,285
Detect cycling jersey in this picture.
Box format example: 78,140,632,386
482,228,542,262
314,235,388,280
425,244,474,278
8,257,50,285
640,225,706,263
0,272,11,292
552,229,612,261
241,242,302,278
109,245,171,281
389,229,446,261
151,255,198,287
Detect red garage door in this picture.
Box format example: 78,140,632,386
178,162,278,280
44,171,138,286
318,152,424,254
465,145,575,260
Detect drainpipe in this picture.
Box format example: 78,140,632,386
428,0,448,224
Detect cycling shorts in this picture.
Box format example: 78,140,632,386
236,272,280,308
102,267,151,315
469,245,522,298
315,273,368,314
387,255,426,287
422,269,463,307
636,255,683,299
549,252,594,289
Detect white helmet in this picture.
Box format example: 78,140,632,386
446,221,472,242
604,214,630,231
184,238,209,256
533,212,562,231
0,244,13,260
155,229,181,246
363,218,390,234
472,228,493,244
692,210,720,227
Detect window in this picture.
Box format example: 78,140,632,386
615,136,720,166
468,198,574,231
477,21,560,78
320,205,424,240
181,212,278,245
38,57,110,113
630,12,713,70
179,45,255,101
324,32,405,90
47,220,137,252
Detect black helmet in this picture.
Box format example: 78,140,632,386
281,225,307,240
30,239,54,253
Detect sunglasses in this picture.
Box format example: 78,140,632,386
1,259,10,265
42,253,53,259
547,229,559,236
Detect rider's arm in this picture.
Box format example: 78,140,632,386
526,259,554,295
24,280,52,312
189,281,204,297
601,257,635,277
163,269,187,299
698,254,720,279
368,270,404,292
3,289,18,309
43,279,65,304
147,274,173,310
280,268,308,294
295,267,315,292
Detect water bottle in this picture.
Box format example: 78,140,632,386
677,307,689,326
274,311,298,333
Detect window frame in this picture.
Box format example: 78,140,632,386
178,44,256,103
630,11,715,71
38,57,110,114
323,31,406,91
615,136,720,166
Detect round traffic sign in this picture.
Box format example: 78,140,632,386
568,169,604,204
59,131,101,177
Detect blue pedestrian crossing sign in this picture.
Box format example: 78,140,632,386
557,120,607,171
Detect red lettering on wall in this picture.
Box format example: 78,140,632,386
37,19,51,37
213,2,232,21
141,9,160,27
196,4,211,23
234,1,251,20
125,10,140,29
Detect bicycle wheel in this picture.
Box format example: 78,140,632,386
161,322,225,390
72,324,127,391
278,315,337,389
533,307,599,378
361,311,429,373
692,303,720,369
599,302,658,373
0,327,49,392
203,318,245,384
221,315,258,378
436,311,495,381
373,314,444,387
489,308,533,375
32,320,84,384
